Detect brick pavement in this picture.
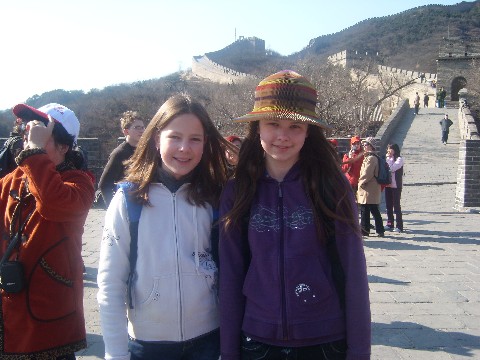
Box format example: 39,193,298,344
76,103,480,359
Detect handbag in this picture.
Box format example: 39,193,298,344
0,188,33,293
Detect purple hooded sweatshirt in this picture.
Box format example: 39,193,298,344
219,163,371,360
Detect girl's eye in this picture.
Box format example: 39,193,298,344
267,122,279,127
192,137,202,142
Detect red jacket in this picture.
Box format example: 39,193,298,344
0,151,94,358
341,150,364,188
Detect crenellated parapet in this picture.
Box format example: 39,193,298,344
377,65,436,80
455,99,480,209
327,50,437,80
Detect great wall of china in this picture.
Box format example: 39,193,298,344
191,55,256,84
327,50,437,81
191,50,435,85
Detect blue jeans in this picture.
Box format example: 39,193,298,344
241,335,347,360
128,329,220,360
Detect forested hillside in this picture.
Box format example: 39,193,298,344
1,1,479,149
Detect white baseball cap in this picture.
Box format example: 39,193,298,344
13,103,80,144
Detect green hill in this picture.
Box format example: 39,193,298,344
1,1,479,140
209,1,480,74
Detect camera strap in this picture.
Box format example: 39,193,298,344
0,181,33,266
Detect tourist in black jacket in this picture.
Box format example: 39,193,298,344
98,111,145,206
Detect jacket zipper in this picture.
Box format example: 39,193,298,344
278,182,288,340
172,192,184,341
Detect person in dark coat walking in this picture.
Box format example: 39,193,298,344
423,93,429,108
439,114,453,145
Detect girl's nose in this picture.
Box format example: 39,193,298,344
276,128,289,140
178,140,190,151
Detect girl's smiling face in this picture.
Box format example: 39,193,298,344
157,113,205,179
258,119,308,177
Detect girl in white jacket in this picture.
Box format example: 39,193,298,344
97,94,235,360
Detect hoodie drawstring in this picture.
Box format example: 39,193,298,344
193,206,200,273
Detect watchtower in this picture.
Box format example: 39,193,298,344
436,38,480,102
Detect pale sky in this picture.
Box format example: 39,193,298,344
0,0,464,110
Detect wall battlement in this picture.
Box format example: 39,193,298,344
455,100,480,209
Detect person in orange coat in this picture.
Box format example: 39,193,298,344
341,135,364,197
0,103,94,359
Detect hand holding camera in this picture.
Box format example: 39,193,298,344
25,115,55,150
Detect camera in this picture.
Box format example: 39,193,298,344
0,261,24,293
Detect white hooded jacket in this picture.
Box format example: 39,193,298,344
97,183,219,360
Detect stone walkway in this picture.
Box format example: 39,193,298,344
367,104,480,359
76,103,480,359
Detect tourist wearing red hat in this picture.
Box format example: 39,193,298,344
341,135,364,197
0,103,94,359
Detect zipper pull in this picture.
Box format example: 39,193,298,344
278,183,283,198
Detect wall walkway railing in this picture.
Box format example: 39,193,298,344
455,98,480,210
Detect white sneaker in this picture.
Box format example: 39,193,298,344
393,228,402,233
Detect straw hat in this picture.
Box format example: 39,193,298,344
234,70,329,129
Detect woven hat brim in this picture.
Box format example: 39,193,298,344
234,111,331,130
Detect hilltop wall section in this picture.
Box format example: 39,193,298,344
193,47,441,92
327,50,437,80
191,55,256,84
377,65,436,81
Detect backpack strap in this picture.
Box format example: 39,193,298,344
210,208,220,268
117,182,142,309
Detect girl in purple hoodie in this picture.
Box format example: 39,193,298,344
219,70,371,360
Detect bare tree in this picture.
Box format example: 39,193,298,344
296,55,417,136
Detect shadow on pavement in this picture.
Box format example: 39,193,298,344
365,240,443,251
368,275,410,285
409,231,480,245
403,181,456,186
373,321,480,357
76,333,104,359
387,108,417,149
404,210,479,216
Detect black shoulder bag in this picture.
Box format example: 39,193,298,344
0,187,33,293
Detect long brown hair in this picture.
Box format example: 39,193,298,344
223,121,358,240
124,94,234,207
